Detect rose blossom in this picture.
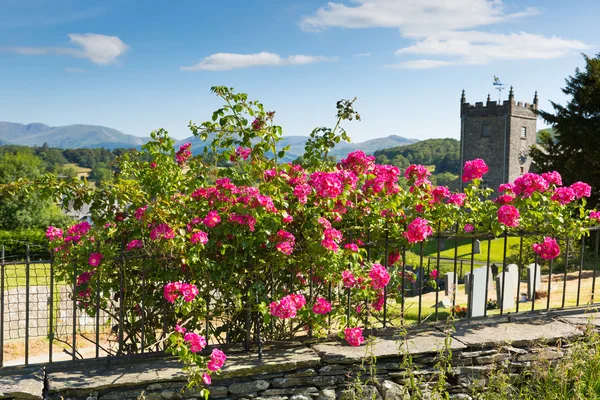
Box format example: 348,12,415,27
404,218,433,244
207,348,227,371
183,332,207,353
464,224,474,233
462,159,488,182
542,171,562,186
369,263,391,290
447,193,467,207
551,187,576,205
570,181,591,199
126,239,143,251
202,373,211,385
344,243,359,253
190,231,209,245
513,173,549,197
497,205,520,227
275,230,295,255
203,210,221,228
532,237,561,260
88,253,103,267
45,226,63,241
312,297,332,315
344,327,364,347
269,294,305,319
342,270,357,288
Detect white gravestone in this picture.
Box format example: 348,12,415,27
506,264,520,288
444,272,457,297
469,267,488,317
465,268,493,295
464,272,472,295
496,272,516,310
526,263,542,300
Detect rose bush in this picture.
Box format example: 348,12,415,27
29,87,598,391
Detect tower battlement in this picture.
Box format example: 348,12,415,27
460,87,538,118
459,87,538,190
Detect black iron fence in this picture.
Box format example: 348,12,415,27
1,227,600,369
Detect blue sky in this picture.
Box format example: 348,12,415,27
0,0,597,142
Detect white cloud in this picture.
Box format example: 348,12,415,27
300,0,538,36
181,52,337,71
394,31,589,67
354,52,372,57
67,33,129,65
64,67,87,73
385,59,455,69
1,33,128,65
300,0,588,68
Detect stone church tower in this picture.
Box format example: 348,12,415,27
459,87,538,190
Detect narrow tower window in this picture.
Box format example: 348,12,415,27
481,125,490,137
521,126,527,138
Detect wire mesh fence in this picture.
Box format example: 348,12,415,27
1,227,600,369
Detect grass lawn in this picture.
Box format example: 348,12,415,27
2,262,53,288
416,237,522,263
377,270,600,326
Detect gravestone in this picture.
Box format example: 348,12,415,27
473,239,481,254
506,264,520,288
444,272,457,297
526,263,542,300
496,272,516,310
491,263,499,279
464,272,472,295
434,298,452,309
469,267,488,317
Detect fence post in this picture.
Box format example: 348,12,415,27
49,247,54,363
0,245,4,368
25,244,30,365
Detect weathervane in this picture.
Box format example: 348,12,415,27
493,76,506,102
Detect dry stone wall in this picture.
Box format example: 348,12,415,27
2,309,597,400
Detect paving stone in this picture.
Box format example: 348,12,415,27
315,389,336,400
341,385,382,400
312,331,465,364
451,318,583,348
378,380,410,400
229,380,270,395
502,345,528,355
262,387,318,396
0,368,45,400
160,389,183,400
209,386,229,398
289,395,311,400
517,348,564,362
459,350,497,358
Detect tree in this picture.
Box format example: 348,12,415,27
0,151,71,230
531,53,600,207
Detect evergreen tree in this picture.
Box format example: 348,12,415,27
531,53,600,207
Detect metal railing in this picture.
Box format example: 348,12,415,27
1,227,599,369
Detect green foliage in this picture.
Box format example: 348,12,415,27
0,150,72,230
21,87,596,392
531,53,600,208
0,229,47,257
374,138,460,174
477,327,600,399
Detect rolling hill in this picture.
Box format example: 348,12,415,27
0,122,148,149
175,134,419,162
0,121,419,160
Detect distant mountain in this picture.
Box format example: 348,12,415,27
0,122,148,149
0,121,418,159
175,134,419,162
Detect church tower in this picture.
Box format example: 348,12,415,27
459,87,538,190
